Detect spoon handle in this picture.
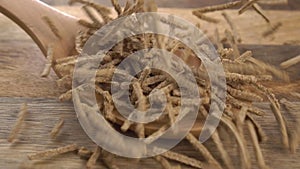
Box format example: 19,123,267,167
0,0,80,59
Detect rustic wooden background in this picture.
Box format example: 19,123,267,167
0,2,300,169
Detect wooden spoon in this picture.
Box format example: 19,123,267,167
0,0,203,137
0,0,86,77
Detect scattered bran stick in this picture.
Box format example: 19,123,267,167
219,48,234,59
289,130,299,153
221,116,251,169
269,98,289,149
256,75,273,81
56,75,72,88
226,72,258,84
42,16,62,39
7,103,28,143
228,85,263,102
123,0,132,13
144,124,169,144
144,0,158,12
255,83,281,108
143,75,166,87
82,5,101,25
86,146,101,169
199,106,234,169
246,114,267,142
55,55,77,64
280,98,300,153
75,30,85,53
102,150,119,169
50,118,64,139
69,0,111,16
41,45,54,77
160,16,188,30
78,147,93,159
235,50,252,62
78,19,99,29
133,81,148,138
215,28,223,51
154,148,203,169
258,0,287,5
246,120,269,169
111,0,122,16
280,98,300,111
154,155,173,169
165,102,176,125
193,1,242,13
59,89,73,102
28,144,78,160
120,0,144,17
246,55,290,82
186,133,222,169
121,81,147,137
94,85,116,123
229,107,252,169
228,95,265,116
224,29,240,59
211,130,234,169
280,54,300,69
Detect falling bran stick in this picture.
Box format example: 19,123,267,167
235,50,252,62
7,103,28,143
215,28,223,50
199,106,234,169
269,98,289,149
221,116,251,169
239,0,261,14
246,120,269,169
280,54,300,69
252,3,270,23
42,16,62,39
186,133,222,169
262,22,282,37
50,118,64,139
193,1,242,13
225,29,240,59
192,11,220,23
222,12,242,43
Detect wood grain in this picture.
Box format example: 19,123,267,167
1,7,300,98
0,6,300,169
0,97,299,169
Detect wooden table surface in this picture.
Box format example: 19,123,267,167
0,6,300,169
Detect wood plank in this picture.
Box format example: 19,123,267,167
0,97,299,168
0,6,300,168
0,7,300,98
